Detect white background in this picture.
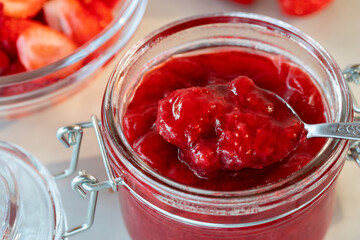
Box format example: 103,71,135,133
1,0,360,239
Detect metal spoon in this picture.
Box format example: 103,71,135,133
266,90,360,141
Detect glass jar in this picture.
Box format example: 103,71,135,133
99,13,353,240
55,13,360,240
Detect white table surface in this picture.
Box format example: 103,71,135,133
1,0,360,239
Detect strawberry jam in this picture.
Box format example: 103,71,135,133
157,76,306,178
108,14,350,240
123,48,327,191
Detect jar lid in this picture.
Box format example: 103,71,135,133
0,141,66,240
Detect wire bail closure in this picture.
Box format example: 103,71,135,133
344,65,360,168
54,115,123,239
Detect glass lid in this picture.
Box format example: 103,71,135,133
0,141,65,240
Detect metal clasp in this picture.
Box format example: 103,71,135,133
344,64,360,115
344,65,360,168
54,115,123,239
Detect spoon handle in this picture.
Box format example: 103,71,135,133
306,122,360,140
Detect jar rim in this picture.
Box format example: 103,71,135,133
102,12,352,199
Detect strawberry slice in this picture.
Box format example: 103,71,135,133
0,0,47,18
0,49,10,75
16,24,78,70
43,0,103,45
78,0,113,28
278,0,333,16
0,17,41,57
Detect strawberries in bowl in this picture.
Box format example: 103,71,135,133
0,0,147,118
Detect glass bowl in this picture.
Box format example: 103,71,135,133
0,0,147,119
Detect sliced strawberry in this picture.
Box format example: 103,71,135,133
0,0,47,18
43,0,103,45
278,0,333,16
0,17,41,57
78,0,113,28
0,49,10,75
16,24,78,70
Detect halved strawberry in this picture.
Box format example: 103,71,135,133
78,0,113,28
0,0,47,18
16,24,78,70
0,17,41,57
0,49,10,75
278,0,333,16
43,0,103,45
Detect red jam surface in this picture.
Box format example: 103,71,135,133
123,48,326,191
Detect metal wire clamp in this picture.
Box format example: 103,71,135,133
344,64,360,167
54,115,123,239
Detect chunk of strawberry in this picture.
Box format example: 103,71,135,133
278,0,333,16
216,111,304,170
0,49,10,75
78,0,113,28
156,86,228,149
43,0,104,45
0,17,41,57
227,76,276,115
16,24,78,70
0,0,47,18
155,76,306,177
182,139,221,178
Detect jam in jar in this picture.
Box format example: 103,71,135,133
101,13,352,240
